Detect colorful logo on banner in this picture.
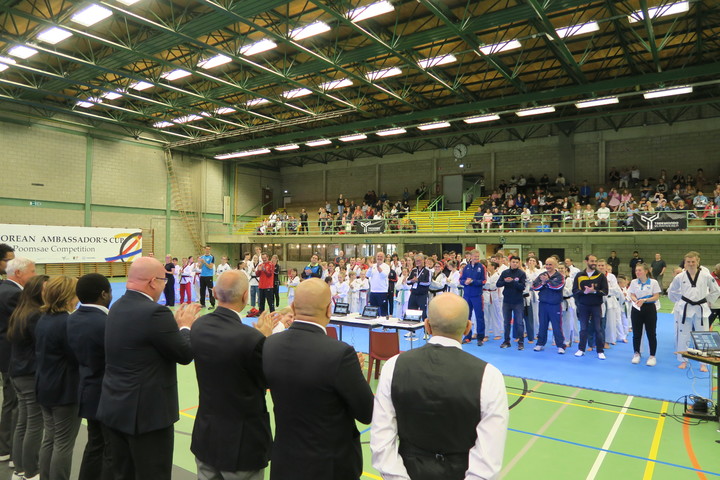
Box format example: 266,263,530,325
104,232,143,262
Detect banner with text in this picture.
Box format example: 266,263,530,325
354,219,386,235
0,224,143,263
632,212,687,231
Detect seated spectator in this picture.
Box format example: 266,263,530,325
671,171,685,186
555,173,566,189
702,200,717,229
630,165,641,186
619,168,630,188
567,184,579,203
594,187,607,205
549,207,562,230
608,167,620,184
596,202,611,229
713,183,720,206
607,188,621,211
517,175,527,191
620,189,633,206
639,179,654,200
571,203,583,229
656,178,668,194
471,207,483,232
539,174,550,189
482,209,493,232
582,204,595,228
693,191,709,212
579,181,592,205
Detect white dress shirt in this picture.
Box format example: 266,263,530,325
371,336,509,480
367,263,391,293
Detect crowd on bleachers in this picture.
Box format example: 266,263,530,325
471,167,720,232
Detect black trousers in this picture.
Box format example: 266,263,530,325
79,419,112,480
163,278,175,307
105,425,174,480
577,304,604,353
631,303,658,356
369,292,388,316
408,293,427,320
258,288,275,313
273,285,280,306
199,276,215,307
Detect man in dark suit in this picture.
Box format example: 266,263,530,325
262,278,374,480
96,257,200,480
0,254,35,464
66,273,113,480
191,269,276,480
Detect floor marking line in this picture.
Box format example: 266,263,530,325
500,384,573,478
586,395,633,480
642,401,669,480
361,472,382,480
180,411,196,419
682,418,709,480
508,428,720,476
180,405,198,412
507,391,656,419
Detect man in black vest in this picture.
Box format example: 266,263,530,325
370,293,508,480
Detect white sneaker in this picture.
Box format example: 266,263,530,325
404,332,415,338
11,472,24,480
646,356,657,367
557,347,565,354
0,454,10,461
25,474,40,480
574,350,584,357
631,353,641,364
533,345,544,351
598,353,606,360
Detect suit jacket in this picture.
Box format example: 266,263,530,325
0,280,22,372
262,321,374,480
190,306,271,472
97,290,193,435
35,312,79,407
66,305,107,420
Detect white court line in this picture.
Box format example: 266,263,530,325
585,395,634,480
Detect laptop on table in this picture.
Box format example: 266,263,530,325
359,305,379,320
333,302,350,316
401,309,424,324
691,331,720,356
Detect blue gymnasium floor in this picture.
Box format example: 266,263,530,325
109,281,714,403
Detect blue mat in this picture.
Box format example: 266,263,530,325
337,312,715,402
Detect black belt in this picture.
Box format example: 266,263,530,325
680,296,707,325
399,442,467,462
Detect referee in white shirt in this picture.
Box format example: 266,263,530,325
371,293,508,480
367,252,391,316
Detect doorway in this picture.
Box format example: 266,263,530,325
262,188,273,215
538,247,566,262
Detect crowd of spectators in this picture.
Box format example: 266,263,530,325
471,168,720,232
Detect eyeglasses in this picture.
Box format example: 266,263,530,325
154,277,168,283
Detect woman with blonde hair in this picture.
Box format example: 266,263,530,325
8,274,49,480
34,275,80,480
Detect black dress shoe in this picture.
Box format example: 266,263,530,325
477,340,484,346
518,342,524,351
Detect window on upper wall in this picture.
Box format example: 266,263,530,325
287,244,300,261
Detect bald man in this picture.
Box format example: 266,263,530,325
371,293,508,480
262,278,374,480
191,270,275,480
97,257,200,480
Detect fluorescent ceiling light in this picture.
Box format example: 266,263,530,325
320,78,353,90
274,144,300,151
282,88,312,99
479,39,521,55
116,0,142,5
9,45,38,59
463,114,501,124
161,69,191,81
215,107,236,114
215,149,271,160
239,39,277,56
76,100,94,108
339,133,367,142
555,21,599,39
153,121,174,128
643,85,693,99
516,106,556,117
246,97,270,107
418,121,451,130
306,139,332,147
366,67,402,81
129,81,153,91
174,114,202,124
347,0,394,22
0,56,16,72
290,21,331,41
71,4,113,27
417,54,457,69
575,96,619,108
628,1,689,23
198,54,232,69
376,127,406,136
37,27,73,44
101,91,122,100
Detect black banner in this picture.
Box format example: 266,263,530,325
354,219,385,234
633,212,687,231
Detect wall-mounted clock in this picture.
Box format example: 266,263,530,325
453,143,467,159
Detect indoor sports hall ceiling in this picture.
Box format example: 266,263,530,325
1,0,720,169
